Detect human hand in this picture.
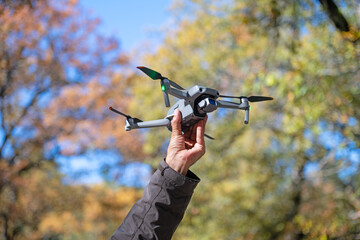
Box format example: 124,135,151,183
165,109,208,175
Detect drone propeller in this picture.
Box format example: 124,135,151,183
219,95,273,102
204,133,215,140
137,66,185,108
109,106,131,118
137,66,169,107
136,66,162,80
137,66,185,90
109,107,143,123
247,96,274,102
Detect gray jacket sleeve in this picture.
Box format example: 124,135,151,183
110,160,200,240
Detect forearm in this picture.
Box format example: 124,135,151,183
110,160,200,240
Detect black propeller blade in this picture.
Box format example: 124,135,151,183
109,107,143,123
204,133,215,140
109,106,131,118
137,66,185,90
137,66,163,80
219,94,273,102
248,96,273,102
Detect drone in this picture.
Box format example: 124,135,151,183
109,66,273,139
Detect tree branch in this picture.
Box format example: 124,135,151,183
0,87,47,160
318,0,350,32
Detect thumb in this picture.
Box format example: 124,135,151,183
171,109,182,137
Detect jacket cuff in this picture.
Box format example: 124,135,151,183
157,160,200,194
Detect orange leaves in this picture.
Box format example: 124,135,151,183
40,211,80,235
1,163,142,239
43,69,146,159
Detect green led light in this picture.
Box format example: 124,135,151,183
249,106,251,110
161,85,166,91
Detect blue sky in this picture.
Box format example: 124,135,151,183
80,0,172,51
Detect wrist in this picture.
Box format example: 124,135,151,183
165,157,189,176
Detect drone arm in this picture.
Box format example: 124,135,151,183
126,118,171,131
160,79,187,107
216,100,244,109
167,86,188,99
216,99,250,124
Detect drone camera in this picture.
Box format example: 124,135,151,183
197,98,218,114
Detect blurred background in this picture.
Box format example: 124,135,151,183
0,0,359,239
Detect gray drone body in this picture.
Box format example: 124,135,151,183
109,66,273,139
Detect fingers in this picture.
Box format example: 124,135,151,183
173,112,208,145
171,109,182,137
187,119,206,158
187,115,207,142
196,116,206,146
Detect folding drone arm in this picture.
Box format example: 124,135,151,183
216,98,250,124
125,118,170,131
163,78,188,99
109,107,171,131
216,100,241,109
